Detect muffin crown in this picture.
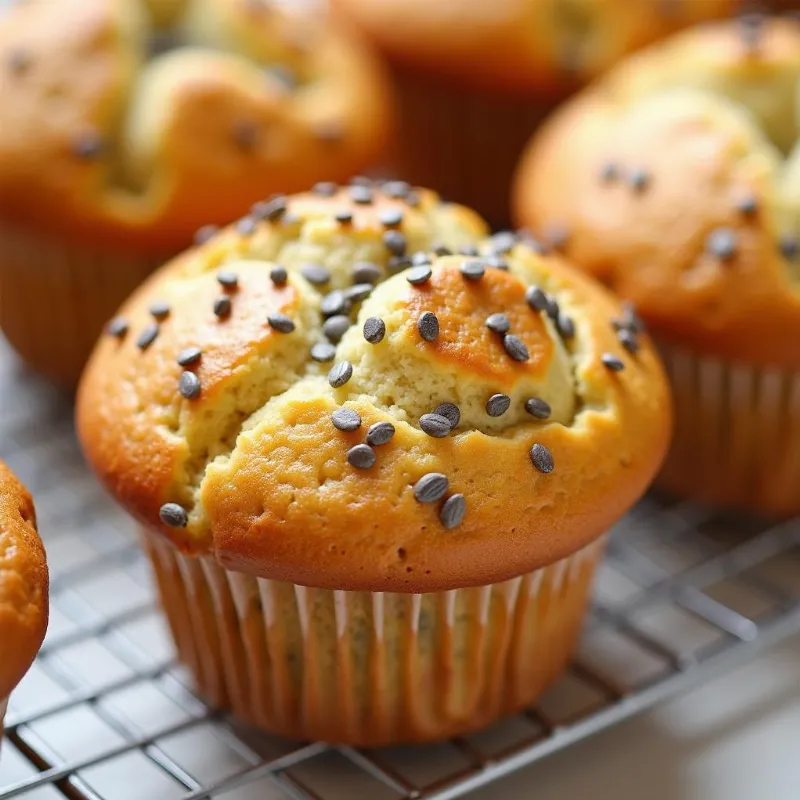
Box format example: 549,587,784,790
78,183,670,592
514,16,800,368
332,0,740,95
0,461,48,702
0,0,391,248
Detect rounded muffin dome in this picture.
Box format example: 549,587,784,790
77,182,671,592
0,0,391,248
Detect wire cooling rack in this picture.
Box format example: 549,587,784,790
2,339,800,800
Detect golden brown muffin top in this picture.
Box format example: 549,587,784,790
514,15,800,367
0,0,391,249
0,461,48,702
77,182,671,592
332,0,741,96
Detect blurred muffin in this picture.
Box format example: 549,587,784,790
77,183,670,745
0,0,391,387
332,0,741,227
0,461,48,742
514,14,800,516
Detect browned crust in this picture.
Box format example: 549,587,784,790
0,461,48,701
331,0,741,95
0,0,392,249
514,18,800,368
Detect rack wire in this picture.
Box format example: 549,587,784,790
2,339,800,800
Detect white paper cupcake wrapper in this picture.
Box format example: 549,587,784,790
145,532,606,746
658,342,800,516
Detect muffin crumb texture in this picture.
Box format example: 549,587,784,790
78,183,671,591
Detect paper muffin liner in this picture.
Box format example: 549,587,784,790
387,63,558,229
657,341,800,517
0,219,167,386
144,531,606,746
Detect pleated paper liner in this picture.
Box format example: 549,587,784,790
145,531,607,746
658,341,800,517
387,62,559,229
0,219,167,387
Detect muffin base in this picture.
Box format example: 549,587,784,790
0,696,7,743
387,63,558,229
0,220,168,387
145,532,606,746
658,342,800,517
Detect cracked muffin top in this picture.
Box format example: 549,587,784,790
0,461,48,703
77,181,671,592
0,0,391,248
514,15,800,367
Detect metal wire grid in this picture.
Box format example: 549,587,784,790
2,344,800,800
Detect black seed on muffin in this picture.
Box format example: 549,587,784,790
349,184,373,204
600,162,620,183
332,407,361,431
418,311,439,342
107,317,128,338
136,323,159,350
334,209,353,225
620,301,645,333
149,301,170,320
440,494,466,529
405,191,421,208
383,230,407,256
252,194,287,222
213,296,232,318
350,176,373,187
486,255,509,271
217,270,239,289
383,180,411,199
407,265,432,285
546,297,561,321
433,243,452,257
413,473,449,503
310,342,336,362
323,315,351,342
738,12,765,53
779,234,799,261
328,360,353,388
525,397,551,419
300,263,331,285
352,261,382,284
194,224,219,246
233,120,258,149
557,313,575,339
602,353,625,371
312,181,338,196
529,443,554,474
434,403,460,428
344,283,373,302
267,313,295,333
526,286,550,312
366,421,395,446
706,227,738,261
459,244,480,257
485,313,511,334
486,393,511,417
159,503,188,528
618,329,640,354
503,334,529,362
7,49,31,75
363,316,386,344
236,216,257,236
379,208,404,228
419,413,452,438
460,260,485,280
177,346,202,366
270,265,288,285
387,255,412,274
488,231,518,255
628,168,650,193
735,193,759,216
178,370,201,400
412,252,432,266
320,290,349,317
347,443,376,469
73,130,104,159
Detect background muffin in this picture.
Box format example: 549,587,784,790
514,14,800,516
77,183,670,745
0,461,49,742
0,0,391,386
332,0,742,227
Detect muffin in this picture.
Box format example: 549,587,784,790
77,183,670,745
513,15,800,516
0,461,49,742
0,0,391,387
331,0,740,228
